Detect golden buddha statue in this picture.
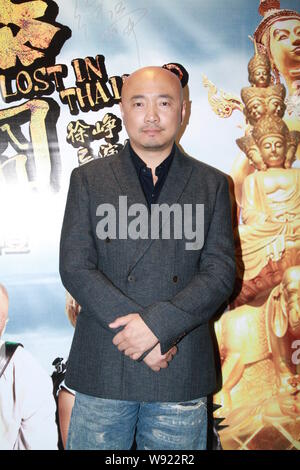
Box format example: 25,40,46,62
215,117,300,431
254,0,300,98
214,266,300,433
235,116,300,293
241,46,287,124
254,0,300,147
237,127,300,175
210,2,300,450
265,85,286,118
204,2,300,236
236,134,267,171
248,50,272,87
232,46,288,212
241,83,286,125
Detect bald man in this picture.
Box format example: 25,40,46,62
60,66,236,450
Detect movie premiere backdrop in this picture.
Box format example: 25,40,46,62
1,0,300,450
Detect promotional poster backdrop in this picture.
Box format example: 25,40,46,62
1,0,299,450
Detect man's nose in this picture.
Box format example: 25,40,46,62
144,104,159,123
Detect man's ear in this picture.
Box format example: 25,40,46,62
181,100,187,125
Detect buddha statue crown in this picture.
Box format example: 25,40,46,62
248,51,271,76
252,114,289,144
241,87,264,106
265,83,286,100
246,38,272,86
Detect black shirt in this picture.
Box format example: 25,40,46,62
129,142,175,208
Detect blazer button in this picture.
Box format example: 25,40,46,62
105,236,110,243
173,275,178,283
128,275,135,282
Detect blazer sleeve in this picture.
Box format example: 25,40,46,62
59,167,144,330
139,175,236,354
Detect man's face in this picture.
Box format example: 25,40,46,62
120,68,185,154
270,19,300,73
259,134,286,168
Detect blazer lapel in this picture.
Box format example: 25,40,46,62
110,141,148,208
110,142,194,272
155,145,194,209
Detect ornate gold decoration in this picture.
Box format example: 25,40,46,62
202,75,244,118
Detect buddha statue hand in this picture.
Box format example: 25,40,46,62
277,374,300,418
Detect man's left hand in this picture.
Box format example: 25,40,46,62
109,313,158,359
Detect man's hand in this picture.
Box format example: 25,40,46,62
109,313,158,359
143,344,177,372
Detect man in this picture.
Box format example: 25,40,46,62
59,66,236,450
0,285,58,449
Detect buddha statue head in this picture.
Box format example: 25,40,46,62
285,130,300,168
236,134,267,170
252,115,290,168
265,83,286,117
241,87,267,124
254,1,300,92
248,51,272,87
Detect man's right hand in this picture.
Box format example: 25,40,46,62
143,343,177,372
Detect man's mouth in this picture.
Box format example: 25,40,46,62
142,128,162,134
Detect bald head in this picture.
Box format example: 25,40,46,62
0,284,9,337
121,66,183,103
120,66,186,158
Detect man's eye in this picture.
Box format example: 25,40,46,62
161,101,170,106
134,102,143,107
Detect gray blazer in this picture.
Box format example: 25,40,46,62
59,142,235,402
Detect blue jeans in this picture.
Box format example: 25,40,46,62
66,392,207,450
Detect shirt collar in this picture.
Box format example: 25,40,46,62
129,141,175,175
